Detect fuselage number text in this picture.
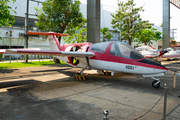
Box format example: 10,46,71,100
125,65,135,70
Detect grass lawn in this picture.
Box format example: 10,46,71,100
0,60,66,70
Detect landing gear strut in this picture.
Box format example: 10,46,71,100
152,80,160,88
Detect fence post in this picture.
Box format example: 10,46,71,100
103,110,109,120
163,83,167,120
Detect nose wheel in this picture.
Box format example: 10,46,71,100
152,80,160,88
74,73,87,81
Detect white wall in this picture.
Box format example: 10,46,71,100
9,0,45,19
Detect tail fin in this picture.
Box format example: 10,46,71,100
27,31,69,51
48,35,60,51
149,45,154,50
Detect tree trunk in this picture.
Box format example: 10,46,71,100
128,38,131,45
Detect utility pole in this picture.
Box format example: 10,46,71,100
25,0,29,63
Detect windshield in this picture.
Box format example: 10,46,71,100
110,42,145,60
91,42,111,53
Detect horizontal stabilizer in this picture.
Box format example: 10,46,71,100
5,49,95,58
27,31,69,36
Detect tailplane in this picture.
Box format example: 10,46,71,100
27,31,69,51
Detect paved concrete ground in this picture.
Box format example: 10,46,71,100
0,61,180,120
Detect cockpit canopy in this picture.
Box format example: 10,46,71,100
91,41,145,60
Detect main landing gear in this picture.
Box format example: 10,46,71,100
103,71,111,76
74,67,88,81
102,70,114,76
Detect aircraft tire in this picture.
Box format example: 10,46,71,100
152,80,160,88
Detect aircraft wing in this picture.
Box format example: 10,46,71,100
1,48,41,54
5,49,95,58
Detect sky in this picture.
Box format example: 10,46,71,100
81,0,180,42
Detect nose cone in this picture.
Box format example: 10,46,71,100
137,58,168,71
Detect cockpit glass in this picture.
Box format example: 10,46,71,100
110,42,145,60
91,42,110,53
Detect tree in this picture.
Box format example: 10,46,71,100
35,0,86,63
35,0,86,42
134,28,162,45
111,0,152,45
104,31,114,41
0,0,16,39
100,27,114,42
100,27,108,41
63,26,87,44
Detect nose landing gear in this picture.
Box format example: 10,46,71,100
152,80,160,88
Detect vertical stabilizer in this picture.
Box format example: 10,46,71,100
48,35,60,51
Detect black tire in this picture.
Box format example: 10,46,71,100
152,80,160,88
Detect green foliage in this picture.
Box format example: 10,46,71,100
104,31,114,41
111,0,153,45
0,0,16,39
35,0,86,42
100,27,114,41
0,0,16,27
64,26,87,44
0,61,55,69
134,28,162,45
0,54,3,60
160,23,163,27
